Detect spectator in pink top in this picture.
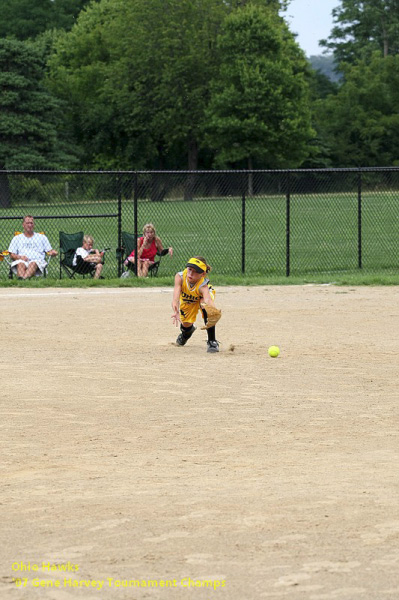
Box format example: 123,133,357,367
125,223,173,277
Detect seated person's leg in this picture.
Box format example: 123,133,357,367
141,261,150,277
24,261,38,279
94,263,103,279
125,257,135,273
137,259,145,277
16,262,27,278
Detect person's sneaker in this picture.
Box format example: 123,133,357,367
207,340,219,353
176,333,187,346
176,325,196,346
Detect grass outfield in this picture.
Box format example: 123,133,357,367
1,192,398,280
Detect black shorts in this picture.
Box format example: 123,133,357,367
75,257,96,274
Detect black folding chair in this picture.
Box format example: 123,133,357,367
59,231,85,278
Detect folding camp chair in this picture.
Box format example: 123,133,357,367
0,251,10,277
59,231,85,278
59,231,110,278
3,232,52,279
118,231,169,278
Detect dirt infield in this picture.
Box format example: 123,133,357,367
1,285,398,600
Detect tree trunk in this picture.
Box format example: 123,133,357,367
382,22,389,57
247,156,254,196
383,37,389,57
150,173,167,202
150,146,167,202
0,170,11,208
184,137,199,201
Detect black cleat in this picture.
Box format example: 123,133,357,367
176,325,196,347
176,333,187,346
207,340,219,353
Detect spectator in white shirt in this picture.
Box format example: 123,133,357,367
9,215,58,279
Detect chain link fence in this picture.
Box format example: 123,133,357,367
0,168,398,279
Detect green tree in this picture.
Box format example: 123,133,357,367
48,0,119,168
308,68,339,101
225,0,289,10
122,0,228,170
298,67,339,169
0,38,78,206
320,0,399,64
52,0,95,31
308,54,341,83
314,53,399,167
48,0,299,172
204,4,314,172
0,0,93,40
49,0,230,170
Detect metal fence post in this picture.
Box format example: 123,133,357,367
117,174,122,277
134,172,138,277
241,175,246,274
286,172,291,277
357,170,362,270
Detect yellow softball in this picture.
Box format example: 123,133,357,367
268,345,280,358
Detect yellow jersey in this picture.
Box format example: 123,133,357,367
178,268,215,323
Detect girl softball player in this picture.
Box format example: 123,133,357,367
171,256,220,353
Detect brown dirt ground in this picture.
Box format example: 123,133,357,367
1,285,399,600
